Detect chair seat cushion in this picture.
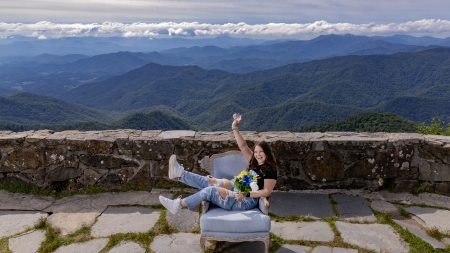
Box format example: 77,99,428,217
200,207,271,233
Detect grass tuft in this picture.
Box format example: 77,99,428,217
37,221,92,253
426,227,445,241
268,213,316,222
0,237,12,253
329,194,339,216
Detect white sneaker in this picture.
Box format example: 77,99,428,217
168,154,184,179
159,195,181,214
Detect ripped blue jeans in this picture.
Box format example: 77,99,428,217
179,170,258,211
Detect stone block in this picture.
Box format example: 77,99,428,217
0,211,48,237
108,241,146,253
0,190,54,210
271,221,334,242
1,146,43,172
435,182,450,194
150,233,201,253
9,230,46,253
336,221,409,253
333,194,376,222
270,192,334,218
405,206,450,234
370,200,399,215
45,166,82,182
304,151,345,181
53,238,108,253
91,206,160,237
276,245,311,253
166,208,199,233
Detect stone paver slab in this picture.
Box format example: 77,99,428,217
0,211,48,238
311,246,332,253
270,192,334,218
47,211,100,236
276,244,311,253
150,233,201,253
443,237,450,245
405,206,450,234
166,208,199,233
336,221,409,253
311,246,358,253
271,221,334,242
9,230,46,253
393,218,446,249
332,247,358,253
370,200,399,214
333,194,376,222
45,192,162,213
53,238,108,253
363,191,450,210
108,241,145,253
91,206,160,237
0,190,54,211
219,241,267,253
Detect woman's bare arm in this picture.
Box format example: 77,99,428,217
232,114,253,161
249,179,276,198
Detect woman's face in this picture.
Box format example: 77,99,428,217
253,145,267,165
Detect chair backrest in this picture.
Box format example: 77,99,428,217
208,151,249,180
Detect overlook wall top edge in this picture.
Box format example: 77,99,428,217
0,129,449,146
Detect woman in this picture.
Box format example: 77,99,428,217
159,113,278,214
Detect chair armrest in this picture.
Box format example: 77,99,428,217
201,200,210,214
258,197,270,215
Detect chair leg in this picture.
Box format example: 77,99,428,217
200,236,206,253
263,236,270,253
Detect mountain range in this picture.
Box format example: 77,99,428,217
51,47,449,130
1,34,448,98
0,34,449,131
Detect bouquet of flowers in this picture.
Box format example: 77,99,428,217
233,169,259,194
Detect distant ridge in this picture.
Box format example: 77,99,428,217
298,112,417,132
57,47,450,130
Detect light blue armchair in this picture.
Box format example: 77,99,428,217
200,151,271,253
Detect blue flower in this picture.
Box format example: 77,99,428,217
242,175,253,186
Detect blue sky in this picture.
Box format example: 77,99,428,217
1,0,450,38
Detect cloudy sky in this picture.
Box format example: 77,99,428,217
1,0,450,39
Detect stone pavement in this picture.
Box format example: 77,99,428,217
1,189,450,253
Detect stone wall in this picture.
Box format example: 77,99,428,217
0,130,449,194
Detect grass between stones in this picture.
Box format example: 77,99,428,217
37,222,92,253
268,213,316,222
375,212,450,253
328,194,339,216
0,237,11,253
399,207,412,218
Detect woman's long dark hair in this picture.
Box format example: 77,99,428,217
249,141,278,173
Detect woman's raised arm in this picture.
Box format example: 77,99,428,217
232,113,253,161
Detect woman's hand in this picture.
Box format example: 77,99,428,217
232,113,241,129
234,191,245,202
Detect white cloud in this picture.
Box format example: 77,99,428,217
1,19,450,39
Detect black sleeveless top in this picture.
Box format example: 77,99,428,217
251,164,277,190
